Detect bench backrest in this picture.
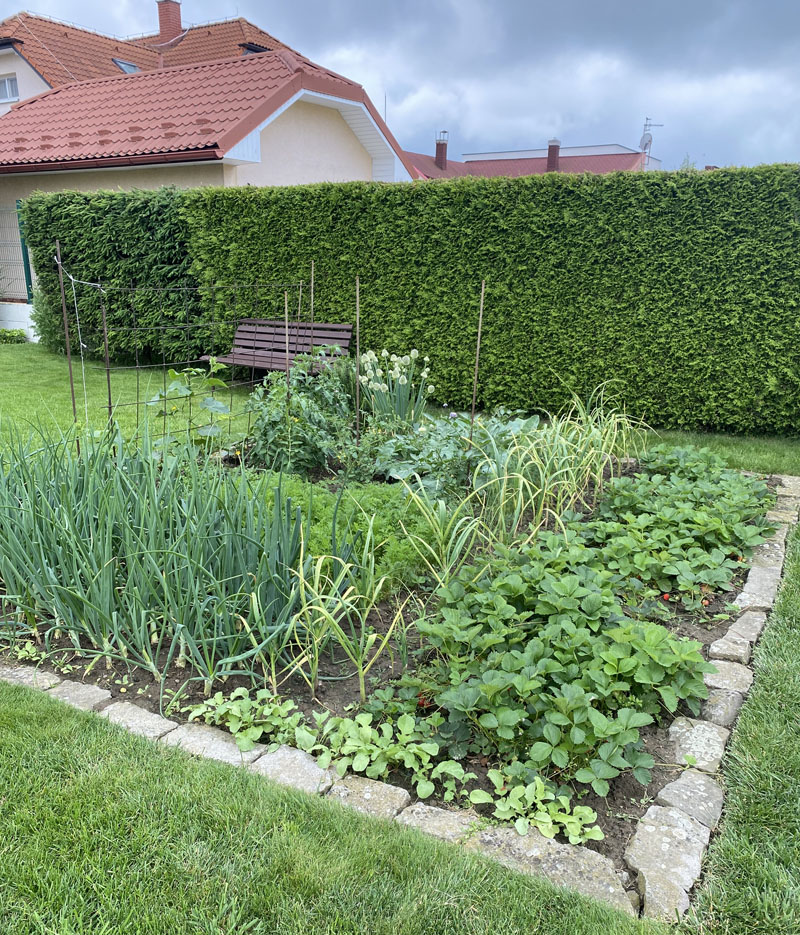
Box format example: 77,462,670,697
232,319,352,355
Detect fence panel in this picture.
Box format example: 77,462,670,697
0,207,31,301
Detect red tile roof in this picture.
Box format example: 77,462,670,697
0,12,302,87
0,12,158,84
137,19,294,68
0,51,414,176
408,150,647,179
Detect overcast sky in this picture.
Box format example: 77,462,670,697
24,0,800,169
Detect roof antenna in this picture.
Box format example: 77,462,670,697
639,117,663,167
383,93,387,123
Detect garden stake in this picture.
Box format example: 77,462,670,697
99,290,113,427
297,280,303,324
310,259,315,328
355,275,361,446
468,279,486,450
55,240,80,454
284,292,291,454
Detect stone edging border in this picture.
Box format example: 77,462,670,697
0,474,796,922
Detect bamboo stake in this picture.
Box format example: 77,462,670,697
284,290,291,400
55,240,80,455
468,279,486,449
99,290,113,427
310,260,315,328
355,276,361,446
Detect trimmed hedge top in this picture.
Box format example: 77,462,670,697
22,166,800,434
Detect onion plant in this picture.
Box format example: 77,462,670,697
0,426,360,696
359,348,432,424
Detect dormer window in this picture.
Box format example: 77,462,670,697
0,75,19,102
241,43,270,55
113,58,140,74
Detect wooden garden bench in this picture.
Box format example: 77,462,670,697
203,319,352,372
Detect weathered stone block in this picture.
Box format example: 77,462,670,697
47,679,111,711
776,474,800,495
639,873,691,921
766,509,796,525
709,633,751,664
750,538,785,570
728,611,767,644
702,689,744,728
161,723,263,766
656,769,723,829
704,660,753,695
328,774,411,818
775,496,800,515
0,663,61,691
765,523,789,547
625,805,710,896
249,744,333,794
471,825,634,915
736,565,782,611
669,717,730,772
101,701,177,741
396,802,480,843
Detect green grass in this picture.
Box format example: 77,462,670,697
0,685,653,935
679,524,800,934
646,429,800,476
0,343,251,439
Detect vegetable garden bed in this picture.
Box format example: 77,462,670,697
0,347,784,919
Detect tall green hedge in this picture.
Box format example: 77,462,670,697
22,167,800,433
22,187,200,362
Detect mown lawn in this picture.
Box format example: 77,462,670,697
647,429,800,476
679,525,800,935
0,683,653,935
0,343,251,440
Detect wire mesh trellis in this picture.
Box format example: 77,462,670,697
53,244,319,445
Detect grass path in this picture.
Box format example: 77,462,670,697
0,683,653,935
680,525,800,935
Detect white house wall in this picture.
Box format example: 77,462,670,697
230,100,373,187
0,47,49,116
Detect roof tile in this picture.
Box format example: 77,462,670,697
0,53,299,166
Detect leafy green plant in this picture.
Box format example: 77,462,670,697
25,168,800,435
147,357,230,440
246,349,353,472
187,687,305,751
470,771,603,843
0,328,26,345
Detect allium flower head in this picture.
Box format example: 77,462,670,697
410,349,419,359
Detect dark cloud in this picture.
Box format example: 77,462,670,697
28,0,800,169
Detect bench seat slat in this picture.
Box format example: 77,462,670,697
203,319,352,373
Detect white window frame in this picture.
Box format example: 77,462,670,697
0,74,19,103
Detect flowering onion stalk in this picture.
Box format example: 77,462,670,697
358,348,433,425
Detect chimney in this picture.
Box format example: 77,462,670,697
434,130,449,170
546,138,560,173
157,0,182,42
